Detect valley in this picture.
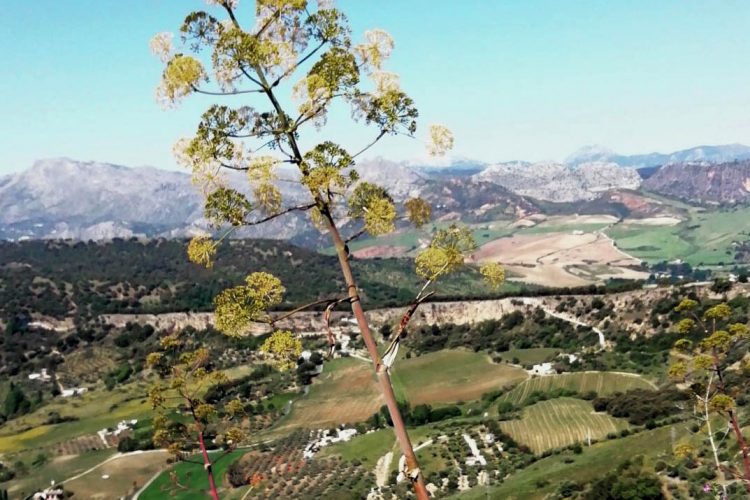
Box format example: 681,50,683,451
4,149,750,499
5,1,750,497
2,233,749,498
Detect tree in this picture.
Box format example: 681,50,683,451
3,383,30,419
668,298,750,495
151,2,502,498
146,330,250,500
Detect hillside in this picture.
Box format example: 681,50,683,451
4,144,750,244
643,160,750,205
2,242,749,498
473,161,641,203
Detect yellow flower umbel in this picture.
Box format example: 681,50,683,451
214,272,285,337
187,235,217,269
260,330,302,371
415,224,476,281
426,124,454,157
480,262,505,289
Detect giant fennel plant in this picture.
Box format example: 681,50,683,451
149,1,503,498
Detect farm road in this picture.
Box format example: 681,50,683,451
521,298,607,349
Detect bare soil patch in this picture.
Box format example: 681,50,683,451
470,232,647,286
352,245,409,258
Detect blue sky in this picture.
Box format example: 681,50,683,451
2,1,750,174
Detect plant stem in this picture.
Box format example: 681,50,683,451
728,411,750,494
188,398,220,500
703,374,728,497
197,430,220,500
324,209,429,499
713,358,750,493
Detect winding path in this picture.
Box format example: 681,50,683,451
521,298,607,349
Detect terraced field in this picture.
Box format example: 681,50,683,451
499,398,630,453
57,346,117,385
500,372,655,406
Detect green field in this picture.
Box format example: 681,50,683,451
500,372,656,406
497,348,559,365
140,449,247,500
0,365,257,454
499,398,630,453
607,206,750,265
390,350,528,405
0,384,152,453
319,428,396,465
278,351,527,431
2,449,116,498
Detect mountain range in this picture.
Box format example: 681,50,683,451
565,143,750,168
2,143,750,243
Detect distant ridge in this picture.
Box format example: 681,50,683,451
565,143,750,169
4,143,750,241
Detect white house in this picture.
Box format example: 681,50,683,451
559,353,579,364
303,427,358,458
28,368,52,382
61,387,87,397
530,362,555,376
33,483,64,500
463,433,487,467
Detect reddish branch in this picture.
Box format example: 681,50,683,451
712,352,750,493
215,5,431,498
188,401,220,500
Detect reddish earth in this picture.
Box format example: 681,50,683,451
352,245,409,258
605,190,672,217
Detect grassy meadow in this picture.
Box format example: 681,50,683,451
390,350,528,405
607,206,750,265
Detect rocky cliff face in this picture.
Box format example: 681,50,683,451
0,158,312,241
6,145,750,242
474,161,641,202
643,161,750,205
101,298,531,336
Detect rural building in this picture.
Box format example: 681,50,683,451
61,387,87,397
28,368,52,381
530,362,555,376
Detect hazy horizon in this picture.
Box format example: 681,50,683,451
2,0,750,174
